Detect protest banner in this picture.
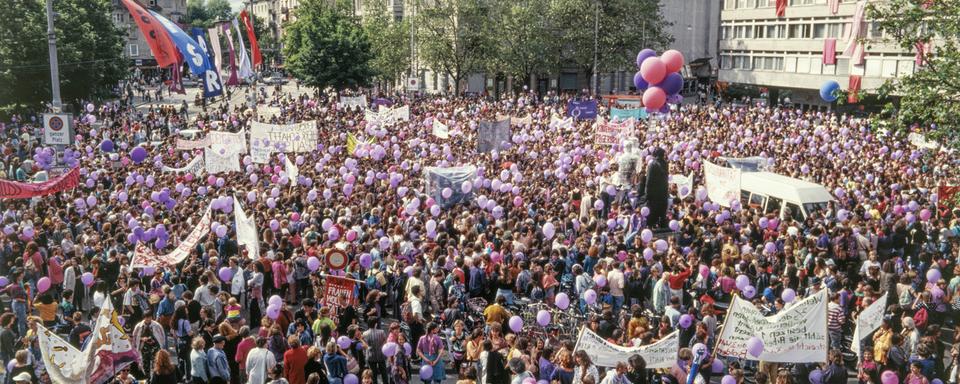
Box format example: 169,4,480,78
433,119,449,139
322,275,358,313
176,137,211,150
86,299,137,384
204,147,241,174
670,173,694,198
703,161,741,207
249,121,318,163
131,206,212,267
610,108,647,121
208,130,247,154
0,167,79,199
161,155,205,175
339,95,368,110
574,328,677,369
43,113,73,145
390,105,410,122
234,199,260,259
284,156,299,184
908,132,939,149
851,293,888,356
550,115,573,130
716,290,828,363
595,118,635,146
38,325,88,384
477,119,511,153
511,115,532,126
568,100,598,120
423,166,477,208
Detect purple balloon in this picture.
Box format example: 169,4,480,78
721,375,736,384
509,315,523,333
130,146,148,163
743,285,757,299
679,314,693,328
337,336,352,350
419,365,433,380
218,267,233,281
381,342,398,357
781,288,797,303
660,72,684,95
636,48,657,68
747,336,764,357
536,310,551,326
555,293,570,310
633,71,649,90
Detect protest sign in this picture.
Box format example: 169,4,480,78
284,155,299,184
0,167,79,199
339,95,368,110
670,173,694,198
610,108,647,121
574,328,677,369
550,115,573,130
161,155,205,175
851,293,888,356
423,166,477,208
249,121,318,163
433,119,449,139
511,115,532,126
208,130,247,154
176,137,211,150
43,113,73,145
234,199,260,259
131,206,212,267
595,118,635,146
322,275,357,312
568,100,598,120
477,119,510,153
86,299,138,384
703,161,741,207
38,326,88,384
205,147,241,174
716,290,828,363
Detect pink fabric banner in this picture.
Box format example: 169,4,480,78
0,167,79,199
823,38,837,65
223,23,240,86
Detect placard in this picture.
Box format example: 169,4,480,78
703,161,741,207
715,290,828,363
249,121,318,163
574,328,677,369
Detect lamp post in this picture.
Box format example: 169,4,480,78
45,0,63,111
592,0,599,96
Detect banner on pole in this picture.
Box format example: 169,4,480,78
86,299,138,384
38,326,88,384
851,293,888,356
321,276,357,313
209,130,247,154
249,121,318,163
234,199,260,259
0,167,79,199
477,119,510,153
703,161,741,207
574,328,678,369
161,155,205,175
670,173,694,199
567,100,598,120
339,95,368,110
432,119,449,139
715,290,829,363
131,206,212,267
43,113,73,145
119,0,178,68
205,147,241,174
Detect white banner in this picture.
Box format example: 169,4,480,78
38,325,88,384
511,115,532,126
249,121,318,163
595,118,635,146
851,293,888,356
176,137,211,150
161,155,205,175
131,206,212,267
366,105,410,126
234,199,260,259
43,113,73,145
574,328,677,369
703,161,741,207
908,132,939,149
550,115,573,130
339,95,368,110
716,290,828,363
205,147,241,174
284,155,299,184
432,119,449,139
670,172,694,199
209,130,247,154
86,299,137,384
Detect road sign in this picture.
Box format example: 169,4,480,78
325,248,348,270
43,113,72,145
406,76,419,92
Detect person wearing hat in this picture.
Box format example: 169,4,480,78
12,372,32,384
207,334,231,384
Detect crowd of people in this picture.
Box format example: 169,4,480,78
0,84,958,384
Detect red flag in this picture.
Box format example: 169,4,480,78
0,167,79,199
169,60,186,94
847,75,862,103
119,0,179,68
776,0,787,17
822,38,836,65
240,11,263,68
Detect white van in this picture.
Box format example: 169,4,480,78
738,172,834,221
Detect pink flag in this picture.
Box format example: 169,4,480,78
223,23,240,86
823,38,837,65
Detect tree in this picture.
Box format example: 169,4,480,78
361,0,411,88
415,0,494,94
282,0,374,89
486,0,559,89
0,0,126,112
868,0,960,141
183,0,232,27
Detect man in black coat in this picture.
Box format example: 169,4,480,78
644,147,669,229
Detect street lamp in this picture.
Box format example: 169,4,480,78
45,0,63,111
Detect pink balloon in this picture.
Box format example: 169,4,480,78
643,87,666,110
661,49,685,73
640,57,667,84
37,277,52,293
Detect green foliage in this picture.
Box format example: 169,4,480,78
415,0,495,94
184,0,233,28
361,0,411,86
868,0,960,139
282,0,374,89
0,0,126,111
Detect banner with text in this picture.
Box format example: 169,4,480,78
249,121,318,163
161,155,205,174
205,147,241,174
322,275,357,314
86,299,138,384
176,137,211,150
716,290,828,363
851,293,888,356
0,167,79,199
131,206,212,267
568,100,598,120
595,118,635,146
610,108,647,121
339,95,368,110
703,161,741,207
477,119,511,153
209,130,247,154
575,328,677,369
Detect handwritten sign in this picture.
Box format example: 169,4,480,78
575,328,678,368
595,118,635,146
851,293,888,356
131,206,212,267
703,161,741,207
208,130,247,154
249,121,318,163
205,147,241,174
716,290,828,363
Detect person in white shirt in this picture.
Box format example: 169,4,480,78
606,265,626,315
245,337,276,384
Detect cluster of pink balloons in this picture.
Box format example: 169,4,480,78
634,48,685,112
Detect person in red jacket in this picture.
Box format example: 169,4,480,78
668,265,692,299
283,336,309,384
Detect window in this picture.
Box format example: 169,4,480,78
734,56,752,70
882,60,898,77
741,191,752,207
127,43,139,57
745,25,754,38
827,23,843,38
736,0,754,8
836,58,849,75
822,63,835,75
813,23,827,38
797,56,810,72
721,26,731,39
809,57,822,74
766,197,782,214
869,21,882,38
865,59,882,76
897,60,915,76
754,57,764,69
721,55,734,69
785,203,804,221
789,24,801,38
749,193,767,209
785,57,797,72
765,25,777,39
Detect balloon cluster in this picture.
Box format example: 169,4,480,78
33,147,56,170
634,48,685,112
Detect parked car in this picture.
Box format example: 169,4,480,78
265,72,288,85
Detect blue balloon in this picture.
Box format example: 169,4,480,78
633,71,649,90
636,49,657,69
820,80,840,102
660,72,684,95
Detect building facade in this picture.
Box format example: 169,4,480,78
718,0,917,108
111,0,188,67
